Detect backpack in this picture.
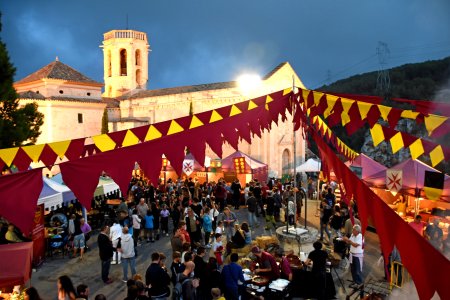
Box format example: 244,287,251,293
172,277,191,300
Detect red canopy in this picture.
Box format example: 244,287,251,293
221,151,268,182
364,159,450,202
0,242,33,288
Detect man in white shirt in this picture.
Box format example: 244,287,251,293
109,220,123,264
343,224,364,286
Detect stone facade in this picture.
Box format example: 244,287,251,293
13,29,307,178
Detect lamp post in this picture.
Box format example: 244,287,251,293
205,157,211,184
162,157,168,186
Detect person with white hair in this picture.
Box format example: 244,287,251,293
343,224,364,286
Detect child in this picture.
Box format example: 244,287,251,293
181,242,191,264
144,210,154,242
203,207,213,248
215,220,223,236
211,288,226,300
212,233,224,265
160,204,170,236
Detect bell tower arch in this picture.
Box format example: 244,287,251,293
101,30,150,97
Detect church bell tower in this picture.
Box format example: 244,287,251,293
101,30,150,97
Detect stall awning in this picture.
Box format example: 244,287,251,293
0,242,33,288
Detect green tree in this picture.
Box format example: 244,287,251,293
101,108,109,134
0,14,44,148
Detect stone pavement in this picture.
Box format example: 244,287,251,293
28,200,418,299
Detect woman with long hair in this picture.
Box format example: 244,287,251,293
24,287,42,300
57,275,76,300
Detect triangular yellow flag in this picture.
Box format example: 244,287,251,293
340,99,354,126
167,120,185,135
49,140,71,158
22,144,45,162
189,115,204,129
357,102,372,120
209,110,223,123
401,110,419,119
266,95,274,104
313,91,324,106
430,145,445,167
302,89,310,106
323,94,338,118
0,147,19,167
424,114,448,136
145,125,162,141
370,124,385,147
390,132,404,154
327,127,332,139
282,87,292,95
409,139,424,160
122,130,140,147
92,134,116,152
378,105,392,121
248,100,258,110
265,104,269,111
229,105,242,117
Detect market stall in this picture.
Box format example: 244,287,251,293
0,242,33,291
221,150,268,183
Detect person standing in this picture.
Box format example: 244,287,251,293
145,252,171,299
219,207,237,242
72,214,85,260
185,208,202,248
202,207,213,248
246,192,259,228
179,261,199,300
97,225,114,284
343,224,364,286
160,204,170,236
221,253,245,300
305,241,328,300
264,191,276,232
118,227,136,282
80,218,92,251
109,219,122,264
231,178,242,210
425,217,443,250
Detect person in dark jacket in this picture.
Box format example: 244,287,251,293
145,252,171,298
221,253,245,300
97,225,114,284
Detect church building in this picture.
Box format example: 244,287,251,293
14,29,306,178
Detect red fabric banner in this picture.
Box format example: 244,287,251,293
309,121,450,300
0,168,43,234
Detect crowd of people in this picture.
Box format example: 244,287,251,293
16,175,306,300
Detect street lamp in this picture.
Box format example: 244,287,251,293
162,157,168,185
204,156,211,184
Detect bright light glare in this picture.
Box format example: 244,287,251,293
237,74,262,94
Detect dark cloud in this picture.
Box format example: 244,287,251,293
1,0,449,90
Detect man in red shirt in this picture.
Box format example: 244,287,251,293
409,215,425,236
251,246,280,280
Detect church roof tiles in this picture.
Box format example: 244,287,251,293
15,60,102,85
123,81,238,100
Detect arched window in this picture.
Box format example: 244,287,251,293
135,49,141,66
120,49,127,76
136,69,141,86
107,50,112,77
282,149,291,177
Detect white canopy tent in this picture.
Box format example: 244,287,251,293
296,158,321,173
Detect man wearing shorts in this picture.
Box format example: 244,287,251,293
73,214,85,260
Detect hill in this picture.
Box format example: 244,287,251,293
318,56,450,102
309,57,450,172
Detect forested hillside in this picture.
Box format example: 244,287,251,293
310,56,450,172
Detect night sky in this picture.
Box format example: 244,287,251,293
1,0,449,90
